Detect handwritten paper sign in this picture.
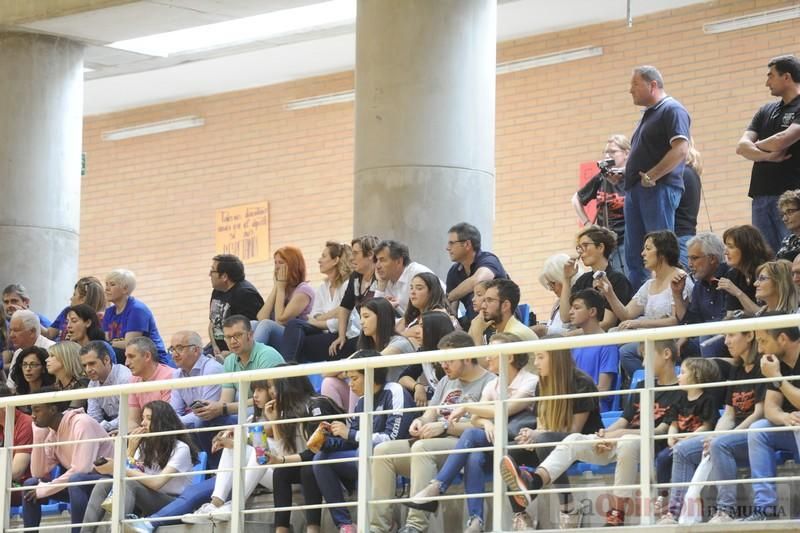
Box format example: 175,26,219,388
215,202,269,264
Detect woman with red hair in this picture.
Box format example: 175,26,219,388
253,246,315,349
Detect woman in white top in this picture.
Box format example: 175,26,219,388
531,254,583,337
83,400,198,532
278,242,359,363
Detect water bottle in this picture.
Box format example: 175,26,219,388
252,424,267,465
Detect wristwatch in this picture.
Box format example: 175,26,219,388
441,419,450,435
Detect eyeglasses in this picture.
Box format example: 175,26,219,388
782,208,800,218
168,344,198,355
756,274,771,283
446,240,467,248
21,363,42,369
687,254,707,262
223,332,247,343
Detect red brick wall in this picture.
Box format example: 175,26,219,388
80,0,800,340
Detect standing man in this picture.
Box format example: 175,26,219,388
736,55,800,254
445,222,508,323
208,254,264,360
624,65,691,288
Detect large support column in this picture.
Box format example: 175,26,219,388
354,0,496,278
0,33,83,319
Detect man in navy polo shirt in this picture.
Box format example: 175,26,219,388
624,65,691,289
736,54,800,255
445,222,508,323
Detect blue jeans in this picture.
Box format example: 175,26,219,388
709,431,750,513
752,195,789,255
279,318,339,363
748,419,798,512
667,436,704,516
619,342,642,384
678,234,693,269
655,446,674,494
22,476,75,532
147,477,215,529
434,427,492,521
68,472,110,527
609,244,628,277
251,319,285,351
624,183,683,289
313,450,358,527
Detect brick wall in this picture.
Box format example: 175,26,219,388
80,0,800,341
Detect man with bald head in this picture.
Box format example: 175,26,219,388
169,330,224,429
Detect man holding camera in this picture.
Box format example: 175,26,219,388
572,135,630,274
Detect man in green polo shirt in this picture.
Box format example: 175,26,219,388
193,314,284,422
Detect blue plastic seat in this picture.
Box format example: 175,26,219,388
192,451,208,484
307,374,323,393
517,303,531,326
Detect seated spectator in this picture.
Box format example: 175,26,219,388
718,225,773,316
567,289,619,411
46,277,106,341
466,281,494,343
597,230,692,381
208,254,264,359
793,254,800,289
47,341,90,410
673,330,764,524
11,346,55,401
167,331,224,456
22,385,113,532
0,383,33,504
471,279,537,345
675,143,702,267
499,348,602,530
193,315,284,426
398,311,456,406
81,400,199,533
314,350,415,532
125,337,175,430
741,320,800,521
776,189,800,261
355,297,414,380
180,380,277,525
369,331,495,533
531,254,581,337
499,339,681,527
560,226,633,331
399,272,454,348
65,304,107,347
754,260,799,314
675,232,728,356
373,239,438,315
409,333,537,532
3,283,51,330
6,309,55,390
445,222,508,325
254,246,314,350
657,358,722,524
79,340,132,433
279,241,358,363
102,269,170,365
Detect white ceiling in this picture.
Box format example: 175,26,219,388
14,0,707,115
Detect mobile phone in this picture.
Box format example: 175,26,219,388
191,400,207,410
94,457,108,467
593,271,606,280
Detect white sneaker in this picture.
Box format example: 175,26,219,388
210,502,232,522
181,502,218,524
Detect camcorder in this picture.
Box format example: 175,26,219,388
596,158,622,177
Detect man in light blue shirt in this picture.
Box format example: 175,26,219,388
169,330,224,428
79,340,132,433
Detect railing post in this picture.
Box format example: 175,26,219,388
1,405,14,533
230,379,248,532
112,393,129,533
639,339,655,525
357,364,374,529
492,349,509,532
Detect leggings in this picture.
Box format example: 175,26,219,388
272,463,322,528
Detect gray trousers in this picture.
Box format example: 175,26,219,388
80,480,176,532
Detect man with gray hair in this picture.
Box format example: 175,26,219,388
624,65,691,289
125,336,174,430
5,310,54,390
168,330,224,429
672,232,728,356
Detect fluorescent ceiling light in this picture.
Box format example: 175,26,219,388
102,116,204,141
703,6,800,34
286,90,355,110
108,0,356,57
496,46,603,75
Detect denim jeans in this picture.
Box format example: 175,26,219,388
279,318,342,363
752,195,789,255
251,319,285,351
619,342,642,385
68,472,110,527
667,436,704,516
655,446,674,495
609,244,628,277
22,477,74,532
709,431,750,514
747,419,799,511
434,427,493,521
147,477,215,529
313,449,358,527
624,183,683,289
678,234,693,269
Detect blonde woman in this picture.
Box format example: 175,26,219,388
46,341,89,410
531,254,583,337
754,260,799,314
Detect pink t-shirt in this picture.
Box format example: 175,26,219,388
128,363,174,409
282,282,315,320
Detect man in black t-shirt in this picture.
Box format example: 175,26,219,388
208,254,264,358
572,135,630,274
736,55,800,254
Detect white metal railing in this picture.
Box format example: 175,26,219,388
2,314,800,532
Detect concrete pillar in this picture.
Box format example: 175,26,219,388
354,0,496,278
0,32,83,319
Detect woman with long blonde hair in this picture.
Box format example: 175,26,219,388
46,341,89,410
754,259,799,314
499,348,602,530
